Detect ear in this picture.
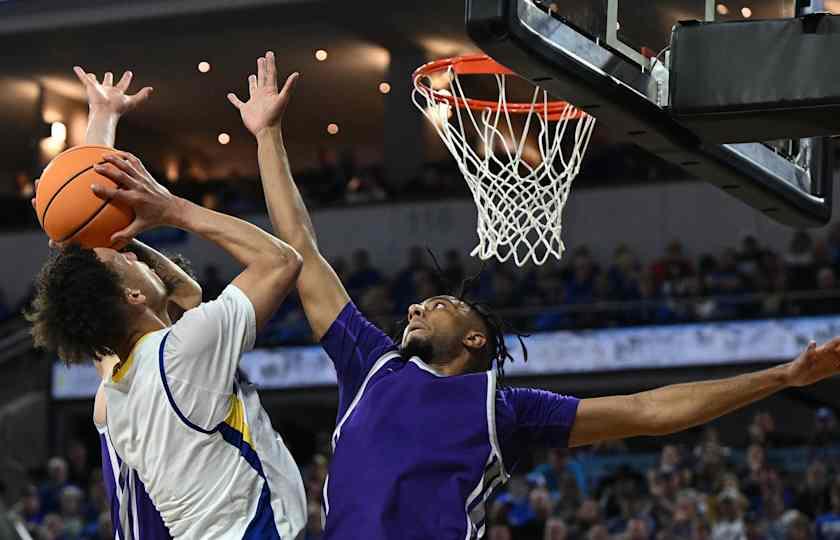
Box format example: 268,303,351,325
463,330,487,352
124,288,147,306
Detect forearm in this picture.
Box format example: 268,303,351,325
255,126,318,253
636,364,790,435
124,240,201,308
85,109,120,147
168,198,297,269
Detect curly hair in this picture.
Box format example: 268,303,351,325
26,245,129,365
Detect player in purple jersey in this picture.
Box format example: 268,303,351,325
233,51,840,539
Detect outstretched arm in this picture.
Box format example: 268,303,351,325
569,339,840,447
228,51,349,340
74,66,153,147
74,67,201,315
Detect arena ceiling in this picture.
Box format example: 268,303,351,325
0,0,825,182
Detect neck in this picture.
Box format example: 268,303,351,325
115,310,167,363
425,350,481,377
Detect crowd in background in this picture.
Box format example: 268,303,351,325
4,222,840,344
238,224,840,347
6,409,840,540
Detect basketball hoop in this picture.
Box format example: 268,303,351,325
412,54,596,266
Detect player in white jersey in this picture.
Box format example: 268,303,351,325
27,112,307,537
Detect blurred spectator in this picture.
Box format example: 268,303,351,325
800,267,840,315
810,408,840,447
815,478,840,540
39,457,69,516
489,525,514,540
346,250,384,297
736,235,763,288
201,265,226,301
345,170,388,204
711,489,746,540
12,484,42,527
782,510,811,540
794,460,830,518
651,240,693,292
59,485,85,539
66,441,89,488
392,246,430,312
315,147,348,204
443,249,465,287
607,245,641,301
543,518,568,540
785,231,816,291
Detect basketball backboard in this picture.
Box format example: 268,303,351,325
465,0,834,227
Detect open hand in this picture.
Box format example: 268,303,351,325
786,338,840,387
73,66,153,116
227,51,298,136
91,152,178,245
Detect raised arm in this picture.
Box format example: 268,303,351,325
92,152,301,331
569,339,840,447
228,51,349,339
73,66,153,147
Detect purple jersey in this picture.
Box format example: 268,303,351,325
321,302,579,539
99,427,171,540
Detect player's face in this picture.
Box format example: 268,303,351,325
94,247,167,310
401,295,471,360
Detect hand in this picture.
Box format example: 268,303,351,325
227,51,299,136
786,338,840,387
74,66,153,116
91,152,179,245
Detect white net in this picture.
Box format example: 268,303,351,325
413,63,596,266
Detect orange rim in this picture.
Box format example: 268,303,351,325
412,54,585,121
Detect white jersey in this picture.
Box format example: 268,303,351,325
104,285,306,539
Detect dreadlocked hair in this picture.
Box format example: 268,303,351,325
428,250,528,380
25,244,130,365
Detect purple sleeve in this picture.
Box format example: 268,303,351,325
320,302,398,418
495,387,580,470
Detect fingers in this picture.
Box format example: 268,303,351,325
93,160,137,189
102,153,143,180
73,66,92,87
227,92,245,109
127,87,154,107
116,70,133,92
90,183,124,202
279,72,299,99
103,72,114,86
258,56,267,88
265,51,278,90
248,74,257,97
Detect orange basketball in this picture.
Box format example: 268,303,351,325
35,145,134,249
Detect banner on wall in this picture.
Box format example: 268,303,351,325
51,315,840,399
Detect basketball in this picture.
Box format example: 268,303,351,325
34,144,134,249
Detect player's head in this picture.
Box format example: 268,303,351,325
27,244,167,364
398,252,526,376
399,292,524,376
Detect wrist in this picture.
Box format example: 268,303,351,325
256,125,284,145
88,107,121,121
163,197,194,229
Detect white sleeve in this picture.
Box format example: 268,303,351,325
161,284,257,430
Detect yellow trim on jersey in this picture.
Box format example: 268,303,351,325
224,395,252,446
112,333,154,383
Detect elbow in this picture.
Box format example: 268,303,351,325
273,243,303,282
